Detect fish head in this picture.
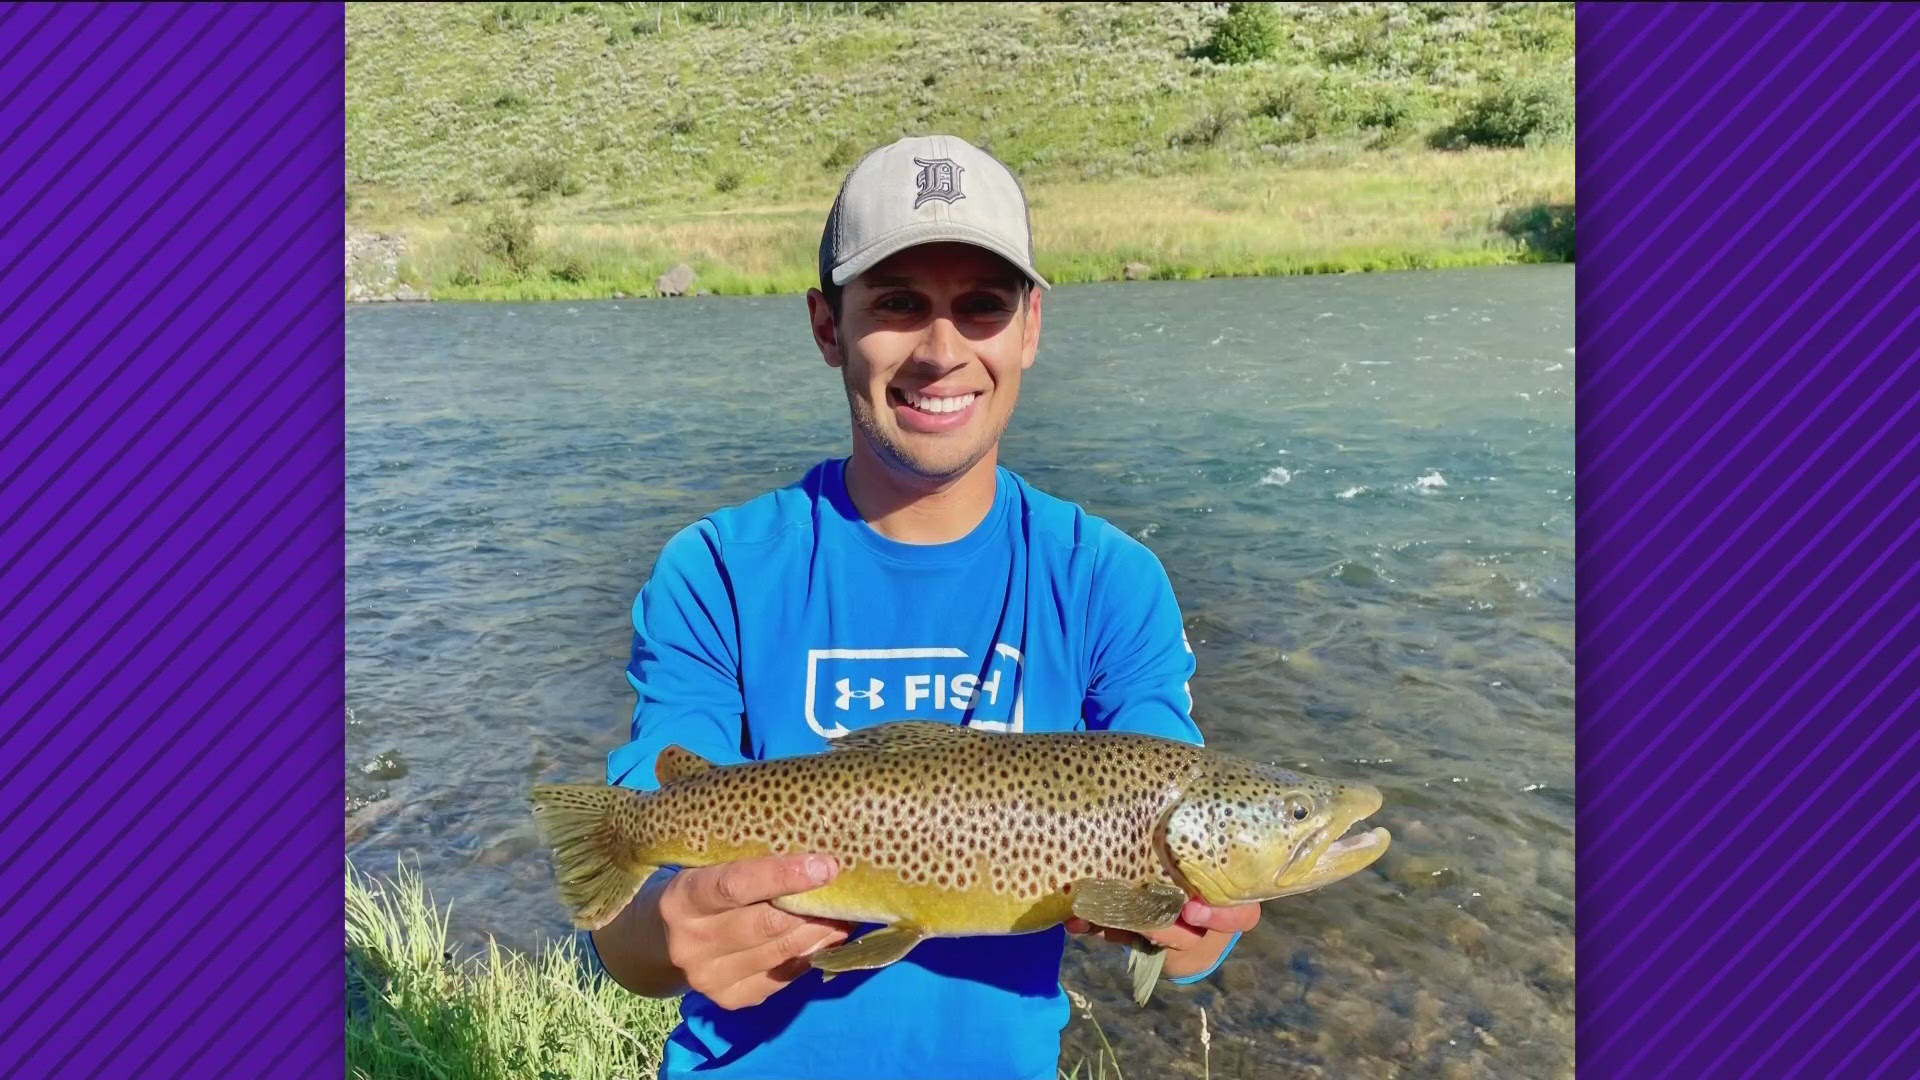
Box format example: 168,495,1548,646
1159,759,1390,906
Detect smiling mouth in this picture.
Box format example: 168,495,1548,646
889,387,979,415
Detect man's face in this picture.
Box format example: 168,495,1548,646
809,242,1042,486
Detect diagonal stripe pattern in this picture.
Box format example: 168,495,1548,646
1579,4,1920,1076
0,3,343,1075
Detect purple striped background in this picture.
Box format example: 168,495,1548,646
1,2,1915,1076
0,2,343,1076
1579,2,1920,1077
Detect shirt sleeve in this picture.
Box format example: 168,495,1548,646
1080,528,1204,745
605,520,753,791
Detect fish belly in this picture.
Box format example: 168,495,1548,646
772,862,1075,937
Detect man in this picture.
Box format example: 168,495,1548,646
584,136,1259,1079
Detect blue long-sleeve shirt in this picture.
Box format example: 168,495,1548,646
600,458,1235,1080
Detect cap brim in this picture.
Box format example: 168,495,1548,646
829,219,1051,290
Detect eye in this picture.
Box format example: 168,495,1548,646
957,292,1015,318
875,292,925,314
1284,797,1310,821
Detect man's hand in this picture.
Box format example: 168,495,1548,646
598,853,852,1010
660,854,854,1010
1066,899,1261,981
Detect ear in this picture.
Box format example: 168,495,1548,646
1020,286,1043,370
807,288,843,368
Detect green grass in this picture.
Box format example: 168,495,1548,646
346,861,680,1080
347,2,1573,297
346,861,1155,1078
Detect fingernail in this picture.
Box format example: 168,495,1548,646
1184,902,1210,927
805,856,833,884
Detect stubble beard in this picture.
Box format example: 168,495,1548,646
841,366,1003,486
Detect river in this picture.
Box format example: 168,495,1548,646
347,266,1574,1078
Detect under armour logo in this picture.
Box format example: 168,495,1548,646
912,157,965,209
835,677,884,710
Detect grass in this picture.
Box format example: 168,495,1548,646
346,862,1165,1079
346,861,680,1080
346,2,1574,300
371,144,1572,301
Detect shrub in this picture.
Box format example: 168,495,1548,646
478,205,538,275
1499,202,1576,261
1254,80,1335,142
550,253,589,282
1351,86,1419,131
821,137,862,171
1434,76,1574,149
713,170,742,193
1201,3,1282,65
1168,109,1236,150
505,155,580,200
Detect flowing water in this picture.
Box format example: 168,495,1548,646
346,266,1574,1078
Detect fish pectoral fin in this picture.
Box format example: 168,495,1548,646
654,745,715,785
828,721,975,753
1126,943,1169,1007
809,924,928,979
1069,878,1189,934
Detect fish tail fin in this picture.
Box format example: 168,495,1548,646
530,784,658,932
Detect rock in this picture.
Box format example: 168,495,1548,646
345,231,414,302
392,283,424,302
1387,853,1458,889
610,290,627,299
655,262,696,296
1123,261,1152,280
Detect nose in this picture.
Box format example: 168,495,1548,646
908,313,967,373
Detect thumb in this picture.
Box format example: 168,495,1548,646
685,853,838,915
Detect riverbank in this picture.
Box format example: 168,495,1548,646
347,862,1142,1079
346,2,1572,302
347,862,680,1080
349,145,1572,302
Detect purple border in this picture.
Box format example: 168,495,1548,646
1579,3,1920,1076
0,2,344,1075
3,1,1917,1074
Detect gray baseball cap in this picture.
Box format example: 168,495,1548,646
819,134,1051,291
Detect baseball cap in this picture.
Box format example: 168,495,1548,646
818,134,1051,292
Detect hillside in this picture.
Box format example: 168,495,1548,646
345,2,1575,300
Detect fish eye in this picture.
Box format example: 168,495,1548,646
1284,796,1311,821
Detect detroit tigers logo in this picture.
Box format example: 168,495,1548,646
912,157,965,209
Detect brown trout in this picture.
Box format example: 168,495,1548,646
531,721,1389,1003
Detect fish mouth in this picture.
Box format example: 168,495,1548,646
1268,825,1391,899
1271,783,1389,895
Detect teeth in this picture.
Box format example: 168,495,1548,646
903,390,977,414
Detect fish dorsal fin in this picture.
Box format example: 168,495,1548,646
829,721,976,753
655,745,716,785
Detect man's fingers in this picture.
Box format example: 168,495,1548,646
706,921,851,1005
1181,900,1261,934
708,962,817,1011
720,918,850,986
1143,920,1207,951
682,854,838,915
